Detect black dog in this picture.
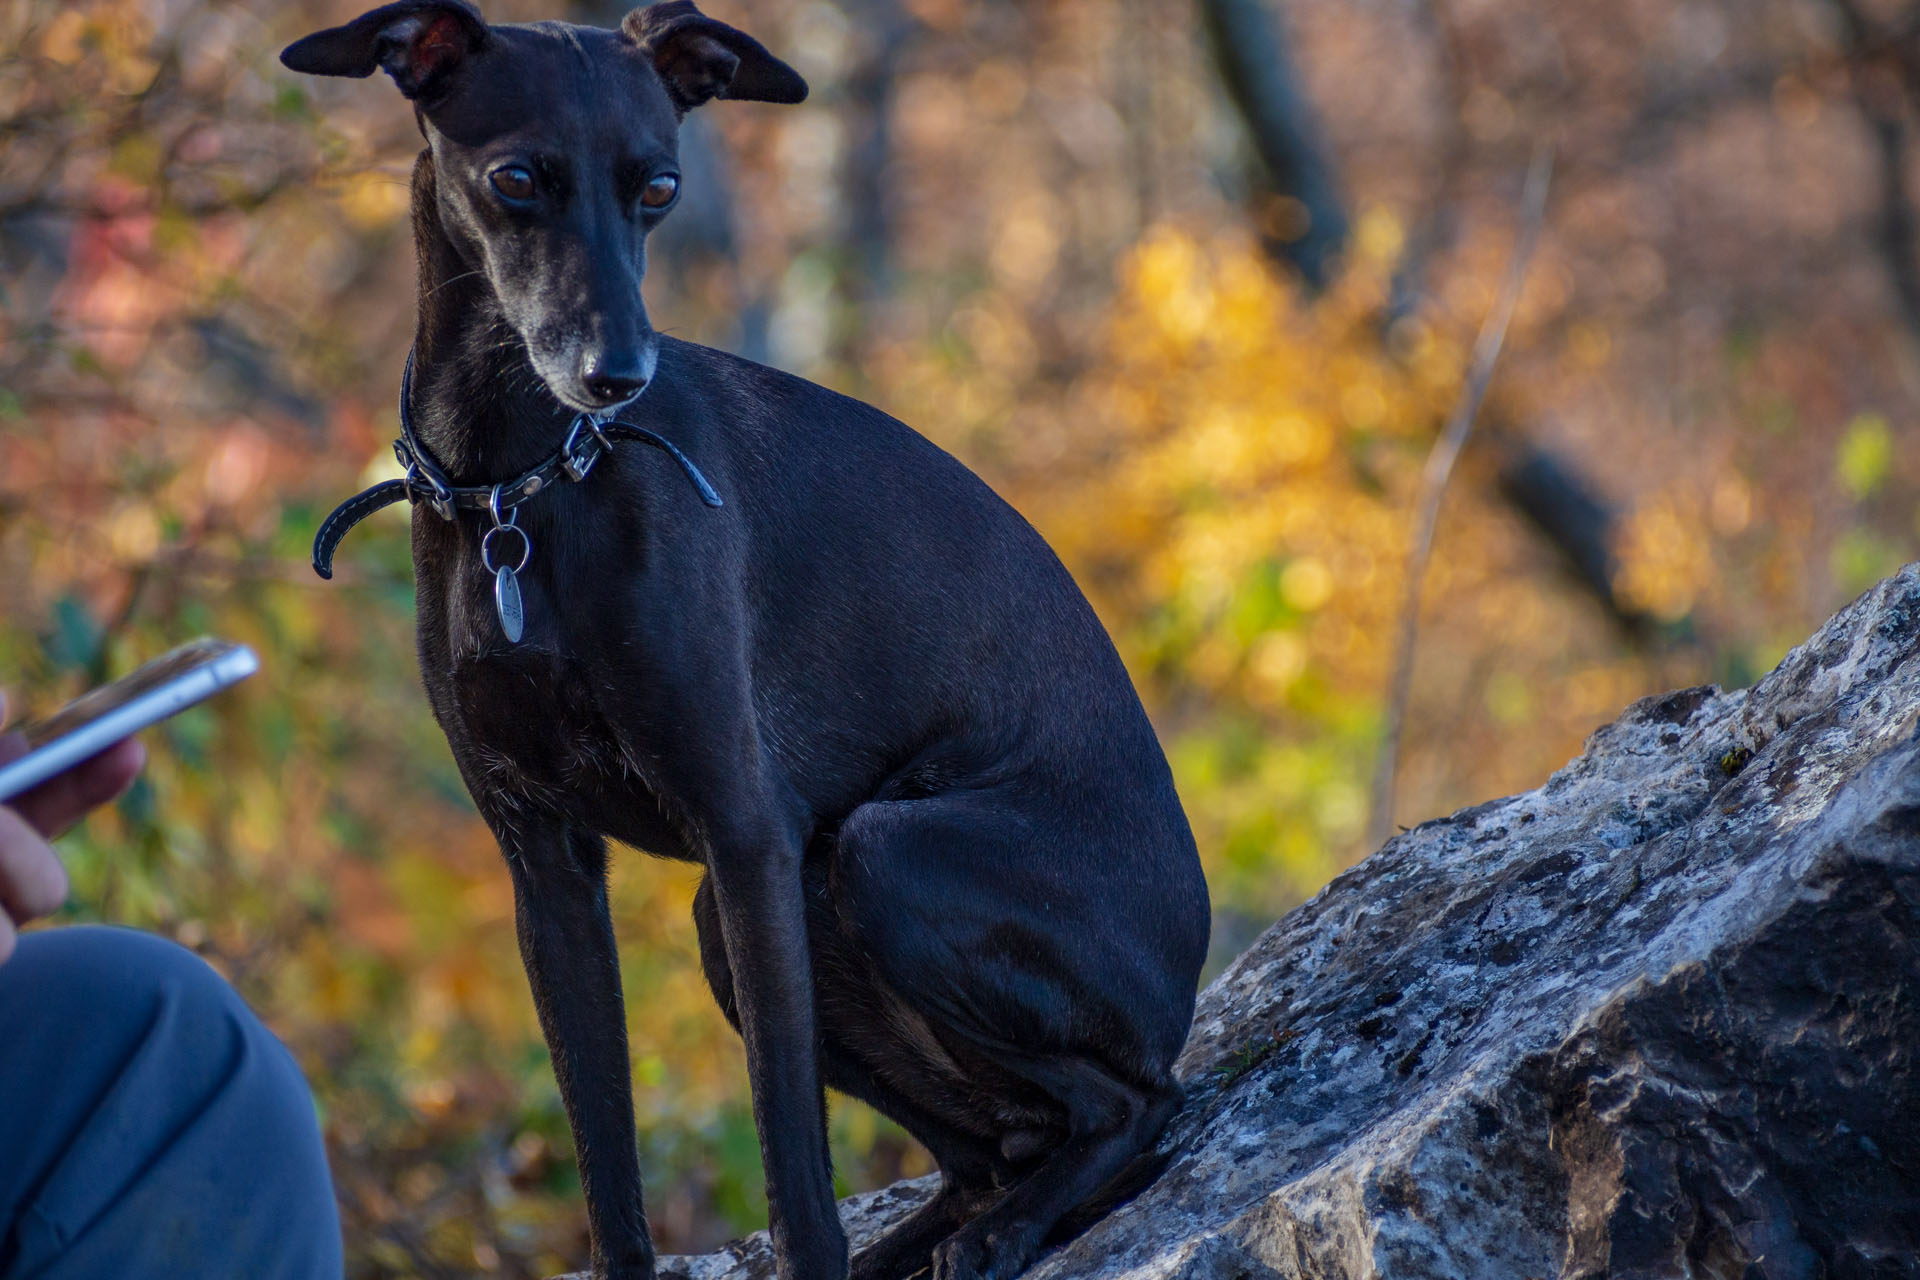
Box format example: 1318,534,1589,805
283,4,1209,1277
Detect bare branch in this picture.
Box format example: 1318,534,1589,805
1829,0,1920,346
1366,145,1553,852
1492,433,1649,635
1199,0,1349,288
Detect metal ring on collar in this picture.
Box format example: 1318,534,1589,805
481,523,532,574
488,483,517,528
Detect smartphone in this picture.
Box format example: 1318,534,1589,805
0,638,260,803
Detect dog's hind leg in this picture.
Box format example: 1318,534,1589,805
693,870,1000,1280
928,1062,1178,1280
847,1182,975,1280
825,793,1192,1280
817,1040,1004,1280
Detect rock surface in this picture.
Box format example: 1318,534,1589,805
607,567,1920,1279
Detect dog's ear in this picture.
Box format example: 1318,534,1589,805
281,0,488,101
621,1,808,114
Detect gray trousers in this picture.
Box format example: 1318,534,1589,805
0,926,343,1278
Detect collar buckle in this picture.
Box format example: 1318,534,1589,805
419,468,457,521
394,436,457,521
561,416,603,483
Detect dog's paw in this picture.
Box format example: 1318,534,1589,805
930,1223,1029,1280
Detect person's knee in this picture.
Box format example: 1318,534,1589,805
11,923,238,1016
7,924,318,1134
80,927,305,1085
0,927,341,1280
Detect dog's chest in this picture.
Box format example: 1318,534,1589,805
436,629,682,853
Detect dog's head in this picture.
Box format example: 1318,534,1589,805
282,0,805,414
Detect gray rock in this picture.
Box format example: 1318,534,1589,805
584,566,1920,1280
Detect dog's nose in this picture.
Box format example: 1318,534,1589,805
580,351,650,407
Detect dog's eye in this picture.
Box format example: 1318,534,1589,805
490,166,536,202
641,174,679,209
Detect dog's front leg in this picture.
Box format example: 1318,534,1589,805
706,820,848,1280
504,820,653,1279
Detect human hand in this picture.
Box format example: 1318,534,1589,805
0,691,145,964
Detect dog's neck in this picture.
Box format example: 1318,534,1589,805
405,151,579,483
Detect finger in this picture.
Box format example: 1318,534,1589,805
0,804,69,923
11,738,146,839
0,910,15,970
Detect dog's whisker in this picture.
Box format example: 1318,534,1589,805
423,269,487,301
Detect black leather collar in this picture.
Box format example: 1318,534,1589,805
312,351,722,581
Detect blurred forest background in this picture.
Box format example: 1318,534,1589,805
3,0,1918,1272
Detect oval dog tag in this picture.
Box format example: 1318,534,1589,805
494,566,525,643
